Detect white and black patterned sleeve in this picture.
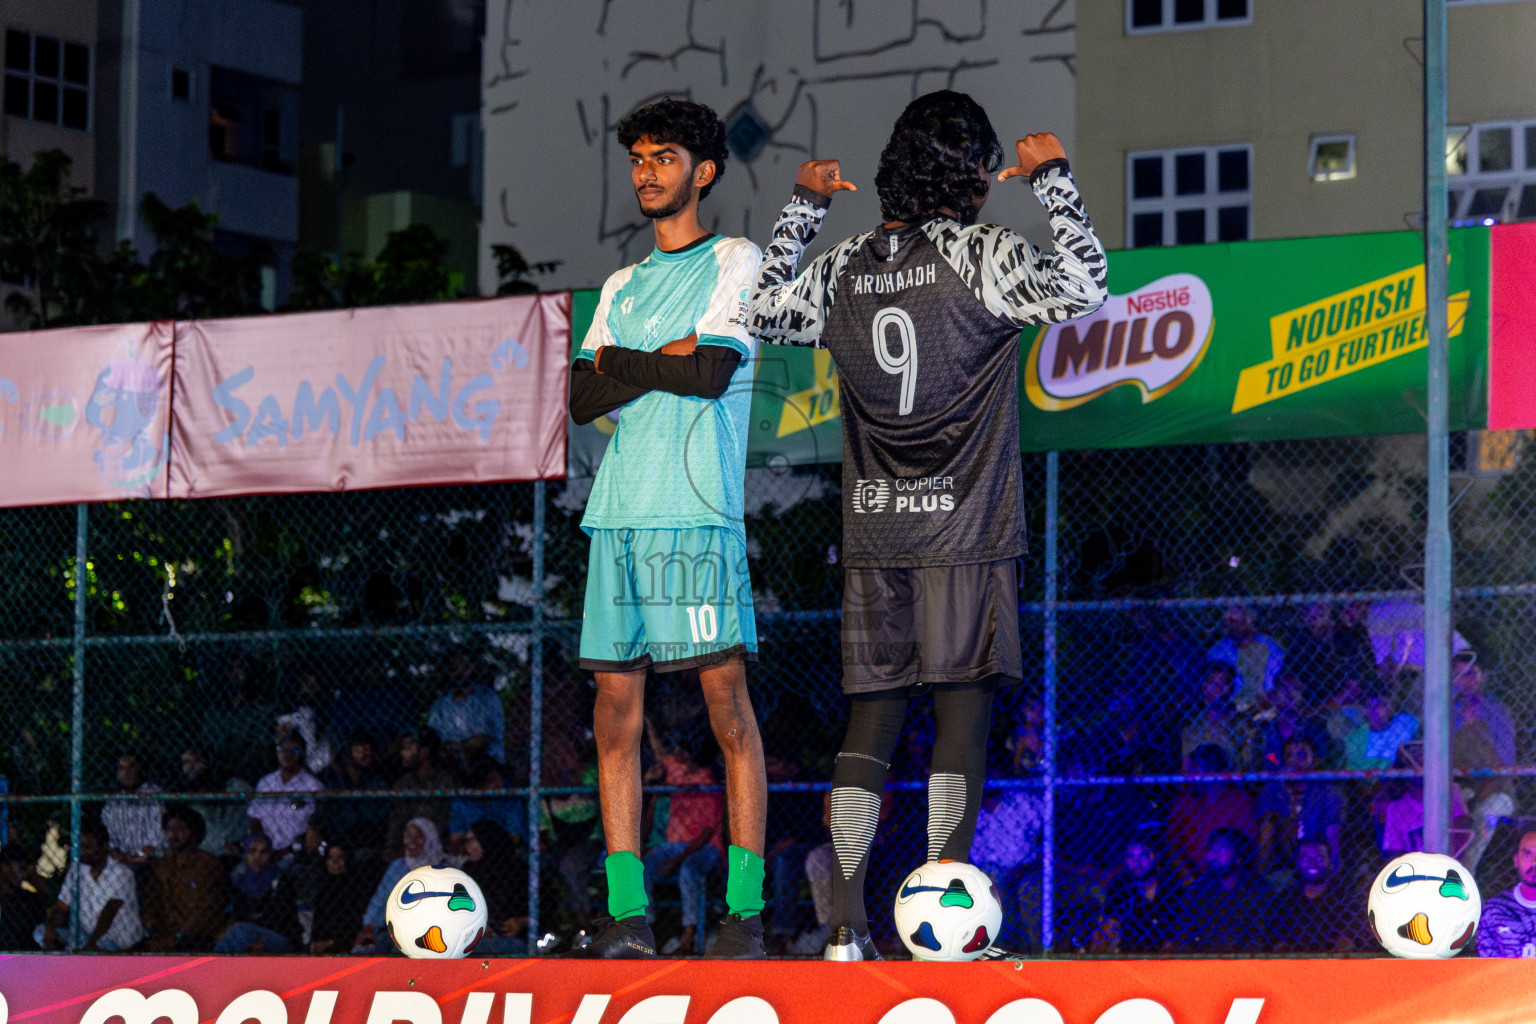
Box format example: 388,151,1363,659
921,159,1109,328
748,186,862,348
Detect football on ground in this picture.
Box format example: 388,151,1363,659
1366,852,1481,959
892,860,1004,961
386,865,489,959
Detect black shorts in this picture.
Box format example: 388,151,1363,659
840,558,1023,695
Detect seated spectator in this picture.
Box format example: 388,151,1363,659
216,834,301,953
641,720,723,955
248,730,324,856
102,752,165,865
428,653,506,770
0,843,46,951
1166,744,1257,885
1096,683,1176,777
1378,749,1470,859
1454,716,1515,870
1478,826,1536,958
1257,735,1344,874
1256,675,1331,771
178,747,251,856
309,841,376,954
276,669,335,774
385,728,457,857
141,804,226,951
36,820,143,951
287,820,333,928
355,817,446,953
1286,604,1357,706
1339,688,1419,771
463,818,529,955
1181,663,1259,770
319,734,391,851
971,785,1046,952
1270,838,1366,952
1092,833,1176,953
1207,607,1284,710
1175,828,1271,953
1453,652,1517,765
450,758,525,852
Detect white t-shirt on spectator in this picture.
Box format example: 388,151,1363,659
56,859,143,950
248,767,324,851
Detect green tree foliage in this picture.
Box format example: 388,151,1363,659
287,224,466,311
492,242,537,295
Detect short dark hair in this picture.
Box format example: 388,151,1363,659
875,90,1003,226
615,98,728,201
468,757,505,788
162,802,207,845
80,820,110,847
1202,660,1237,683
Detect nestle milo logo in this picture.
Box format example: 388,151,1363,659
1024,273,1213,411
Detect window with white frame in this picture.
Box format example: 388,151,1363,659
3,28,89,130
1446,120,1536,226
1126,145,1252,247
1310,135,1356,182
1127,0,1250,34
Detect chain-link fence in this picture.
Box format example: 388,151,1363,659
1,433,1532,956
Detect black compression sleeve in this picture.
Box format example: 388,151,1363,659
568,359,649,425
598,344,742,400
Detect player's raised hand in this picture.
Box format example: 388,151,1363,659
998,133,1067,182
796,159,858,198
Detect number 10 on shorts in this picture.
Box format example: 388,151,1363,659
686,604,719,643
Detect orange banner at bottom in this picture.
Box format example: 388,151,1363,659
0,954,1530,1024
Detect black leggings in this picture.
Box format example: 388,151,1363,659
826,677,996,935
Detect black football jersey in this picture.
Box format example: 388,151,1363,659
749,162,1108,568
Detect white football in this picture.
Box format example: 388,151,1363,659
385,865,489,959
892,861,1004,961
1367,852,1481,959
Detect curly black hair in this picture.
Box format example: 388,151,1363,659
615,98,728,201
875,90,1004,226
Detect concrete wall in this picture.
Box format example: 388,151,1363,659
0,0,99,192
479,0,1082,293
1076,0,1536,249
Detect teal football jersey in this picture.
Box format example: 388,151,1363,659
578,235,761,537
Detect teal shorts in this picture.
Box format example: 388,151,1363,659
579,527,758,673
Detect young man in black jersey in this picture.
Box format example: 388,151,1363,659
748,91,1107,959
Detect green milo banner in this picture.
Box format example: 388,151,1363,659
566,227,1489,473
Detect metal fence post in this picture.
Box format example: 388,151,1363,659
1041,452,1059,952
1422,0,1452,855
527,479,547,943
69,502,87,942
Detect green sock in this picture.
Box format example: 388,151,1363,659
605,850,648,920
725,844,766,918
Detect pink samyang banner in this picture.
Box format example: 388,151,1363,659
0,321,173,507
170,294,570,498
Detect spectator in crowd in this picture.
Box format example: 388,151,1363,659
1166,744,1257,885
36,820,142,951
319,734,391,851
1369,601,1470,697
0,843,46,951
355,817,445,953
1257,735,1344,875
541,728,603,936
428,653,506,769
641,719,724,955
1478,826,1536,958
1181,663,1259,771
385,728,457,856
1175,828,1271,953
276,669,335,776
1378,749,1470,859
1008,695,1045,774
761,753,821,952
1124,609,1205,701
286,819,333,933
1454,652,1517,765
1256,674,1331,772
328,660,401,754
1092,833,1176,954
308,841,376,954
102,752,165,865
1453,715,1515,870
971,784,1046,952
1096,682,1177,777
1339,688,1420,771
178,747,251,856
1286,605,1361,706
1270,838,1365,952
462,818,529,955
1207,606,1285,710
248,730,324,856
200,657,276,782
141,804,226,952
450,758,525,853
215,834,301,953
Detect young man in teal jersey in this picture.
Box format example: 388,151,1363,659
567,98,768,959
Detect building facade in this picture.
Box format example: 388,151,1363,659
1075,0,1536,249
